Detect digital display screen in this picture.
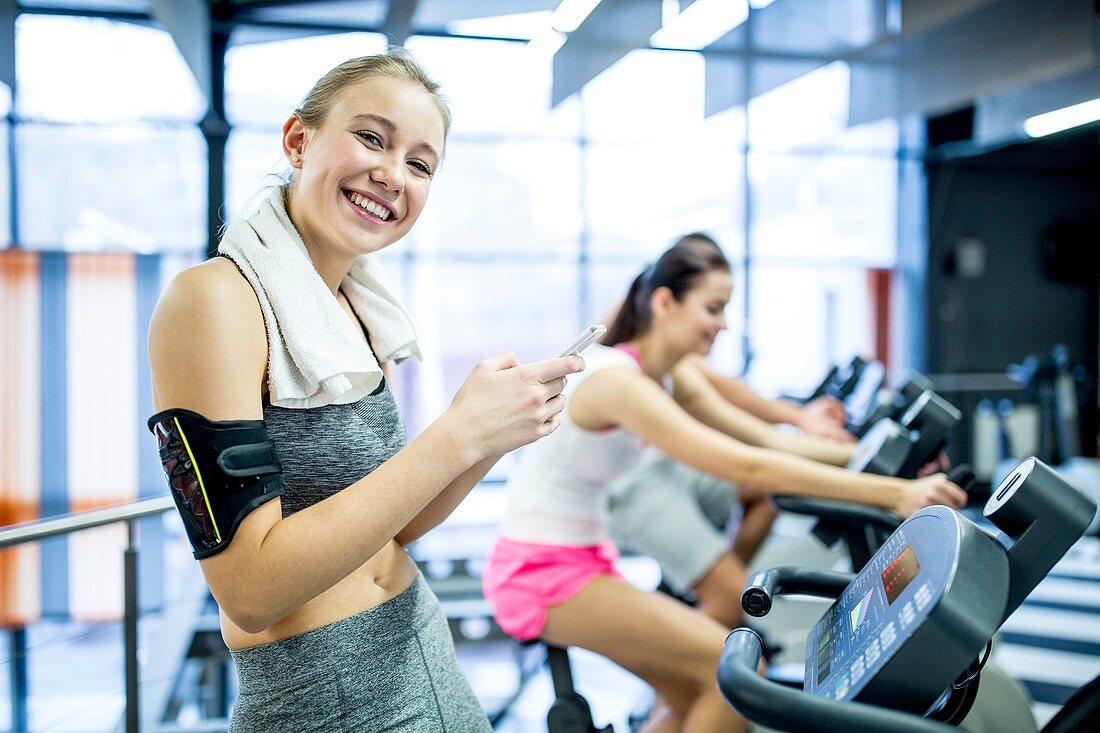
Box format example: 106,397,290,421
816,630,832,684
881,544,921,605
848,588,874,635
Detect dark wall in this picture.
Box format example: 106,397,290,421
924,127,1100,464
926,129,1100,375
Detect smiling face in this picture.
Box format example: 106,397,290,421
658,269,732,356
283,75,447,260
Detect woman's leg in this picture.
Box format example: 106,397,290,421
610,460,745,626
690,552,749,629
732,494,779,565
541,575,747,733
689,478,776,629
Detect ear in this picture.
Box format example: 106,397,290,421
650,286,676,317
282,114,308,168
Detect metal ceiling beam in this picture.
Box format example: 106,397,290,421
898,0,999,37
228,0,362,11
552,0,662,107
848,0,1099,126
383,0,418,45
15,5,151,24
704,0,895,117
150,0,213,102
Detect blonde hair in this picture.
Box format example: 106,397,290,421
294,46,451,139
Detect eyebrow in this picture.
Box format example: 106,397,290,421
349,113,441,162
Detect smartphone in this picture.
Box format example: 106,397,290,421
557,324,607,358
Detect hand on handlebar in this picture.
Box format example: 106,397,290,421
916,451,951,477
894,474,967,517
800,396,855,443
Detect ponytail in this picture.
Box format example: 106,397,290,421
602,271,650,346
601,237,730,347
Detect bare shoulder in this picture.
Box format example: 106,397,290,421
149,257,267,419
570,366,665,429
579,365,657,399
155,258,260,319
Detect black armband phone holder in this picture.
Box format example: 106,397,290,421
148,408,284,559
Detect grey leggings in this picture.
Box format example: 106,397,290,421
229,575,492,733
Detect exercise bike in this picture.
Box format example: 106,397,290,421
718,457,1098,733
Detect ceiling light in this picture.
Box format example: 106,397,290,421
447,11,551,40
1023,97,1100,138
650,0,749,49
550,0,603,33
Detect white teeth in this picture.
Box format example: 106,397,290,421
347,191,391,221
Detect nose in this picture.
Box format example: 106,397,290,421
370,153,405,194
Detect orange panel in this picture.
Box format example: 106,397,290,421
67,253,138,621
0,251,42,626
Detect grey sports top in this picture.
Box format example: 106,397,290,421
263,377,406,517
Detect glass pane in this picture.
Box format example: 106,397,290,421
748,150,897,266
226,128,288,221
745,265,874,397
0,122,9,246
747,61,849,152
18,125,206,252
581,49,705,144
586,105,745,258
832,117,900,155
710,260,748,377
404,36,580,139
401,258,579,436
404,138,582,256
372,247,407,303
225,33,387,127
588,260,649,328
16,16,205,123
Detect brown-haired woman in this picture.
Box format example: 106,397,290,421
482,239,964,733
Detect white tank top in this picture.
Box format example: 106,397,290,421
500,343,657,546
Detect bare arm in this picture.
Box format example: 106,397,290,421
569,368,964,517
326,362,504,547
672,359,854,466
687,354,805,425
686,354,853,442
150,261,578,632
395,455,499,546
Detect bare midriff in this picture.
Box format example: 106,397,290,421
220,538,419,650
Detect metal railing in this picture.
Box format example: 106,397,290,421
0,495,175,733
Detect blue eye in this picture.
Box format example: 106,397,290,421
354,130,383,146
408,160,433,176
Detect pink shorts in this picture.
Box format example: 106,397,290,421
481,537,625,641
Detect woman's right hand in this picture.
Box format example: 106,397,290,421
798,396,854,443
893,474,967,518
445,352,585,460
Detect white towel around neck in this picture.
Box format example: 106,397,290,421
219,187,421,409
